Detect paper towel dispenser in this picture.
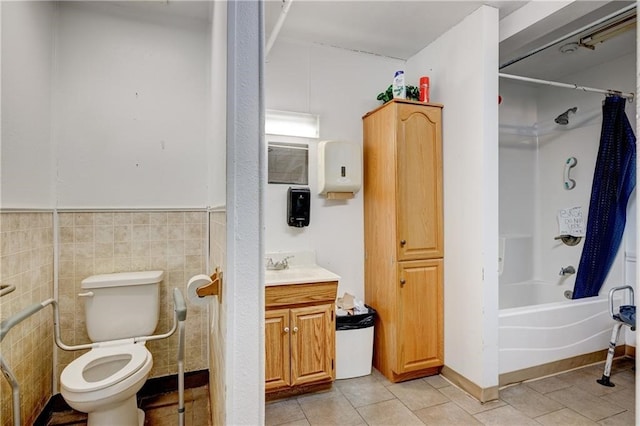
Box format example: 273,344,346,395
287,187,310,227
318,140,362,199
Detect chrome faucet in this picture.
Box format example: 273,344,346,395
559,265,576,276
266,256,294,270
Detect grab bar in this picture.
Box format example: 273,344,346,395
607,285,634,319
0,289,187,426
174,288,187,426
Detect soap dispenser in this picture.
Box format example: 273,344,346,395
287,187,310,227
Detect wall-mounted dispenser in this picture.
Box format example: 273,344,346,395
287,187,310,227
318,140,362,199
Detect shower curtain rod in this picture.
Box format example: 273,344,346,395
499,73,635,101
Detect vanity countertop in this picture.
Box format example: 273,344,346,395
265,264,340,286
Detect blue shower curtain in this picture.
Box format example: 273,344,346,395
573,96,636,299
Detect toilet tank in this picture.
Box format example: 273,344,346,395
80,271,164,342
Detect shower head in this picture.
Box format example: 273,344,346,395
555,107,578,125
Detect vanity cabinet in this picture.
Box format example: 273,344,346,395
363,99,444,382
265,281,337,397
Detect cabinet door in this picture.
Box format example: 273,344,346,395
290,304,334,386
395,259,443,374
265,309,291,391
396,104,443,261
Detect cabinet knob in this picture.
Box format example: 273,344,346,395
284,327,290,333
400,279,406,286
293,326,299,333
400,239,406,246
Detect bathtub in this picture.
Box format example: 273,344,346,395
499,280,613,377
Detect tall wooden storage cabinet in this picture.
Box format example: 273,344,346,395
363,99,444,383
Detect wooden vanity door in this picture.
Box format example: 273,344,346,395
289,304,335,386
265,309,291,391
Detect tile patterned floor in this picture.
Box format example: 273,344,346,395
45,385,211,426
266,358,636,426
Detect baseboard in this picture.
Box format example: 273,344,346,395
498,347,628,387
34,369,209,426
440,366,499,403
625,345,635,358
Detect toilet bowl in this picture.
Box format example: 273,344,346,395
61,343,153,426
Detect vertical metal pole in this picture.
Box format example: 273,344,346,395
1,356,22,426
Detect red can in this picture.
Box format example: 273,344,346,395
419,76,430,103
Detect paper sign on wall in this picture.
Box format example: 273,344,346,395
557,206,585,237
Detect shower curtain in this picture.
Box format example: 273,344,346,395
573,96,636,299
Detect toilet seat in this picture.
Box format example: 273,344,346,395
61,344,149,393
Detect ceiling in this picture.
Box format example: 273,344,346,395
265,0,528,60
265,0,636,81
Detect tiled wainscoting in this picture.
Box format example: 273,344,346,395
56,211,209,379
0,212,55,426
1,210,211,425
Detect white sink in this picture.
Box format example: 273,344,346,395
265,265,340,286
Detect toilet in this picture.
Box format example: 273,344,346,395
60,270,164,426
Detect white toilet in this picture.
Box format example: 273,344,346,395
60,270,164,426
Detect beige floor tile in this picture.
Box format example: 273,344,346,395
437,385,506,415
499,383,565,418
473,405,540,426
144,404,178,425
546,386,626,421
336,375,396,408
422,375,450,389
370,368,395,387
278,420,311,426
387,378,449,411
414,401,482,425
526,375,574,394
356,399,424,426
141,391,181,409
600,387,635,412
298,392,366,425
555,370,630,397
265,399,306,426
296,385,343,403
597,409,636,426
534,407,598,425
605,369,636,390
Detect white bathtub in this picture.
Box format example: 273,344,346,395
499,280,612,375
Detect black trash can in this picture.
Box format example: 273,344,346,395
335,306,376,379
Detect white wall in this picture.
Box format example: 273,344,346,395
54,3,210,208
407,6,500,391
1,1,56,208
265,39,403,298
208,1,226,208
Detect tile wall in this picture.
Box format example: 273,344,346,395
208,210,226,426
0,212,54,426
56,211,208,380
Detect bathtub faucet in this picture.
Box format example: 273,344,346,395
559,265,576,276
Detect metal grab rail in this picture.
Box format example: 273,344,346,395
607,285,634,320
174,288,187,426
0,288,187,426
